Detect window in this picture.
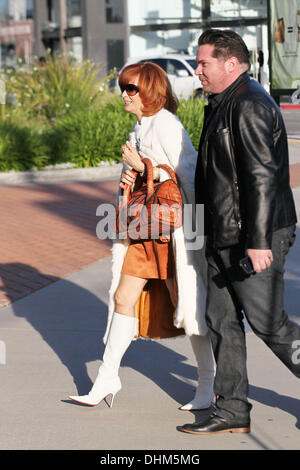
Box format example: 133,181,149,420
67,0,81,27
47,0,60,23
106,39,124,72
0,0,29,21
26,0,33,19
186,59,197,71
139,58,167,71
166,59,192,76
47,0,82,27
106,0,123,23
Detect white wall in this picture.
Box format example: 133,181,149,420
126,0,269,89
129,29,193,58
128,0,202,26
211,0,267,18
8,0,27,20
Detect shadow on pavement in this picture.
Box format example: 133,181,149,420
284,226,300,319
1,222,299,421
249,385,300,430
0,262,199,406
21,180,118,240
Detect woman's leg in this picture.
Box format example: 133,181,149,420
69,274,148,406
164,278,215,411
114,274,148,316
180,334,215,411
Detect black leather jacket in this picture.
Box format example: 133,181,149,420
195,73,297,249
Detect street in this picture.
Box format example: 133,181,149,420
281,108,300,139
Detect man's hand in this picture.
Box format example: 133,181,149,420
246,248,274,273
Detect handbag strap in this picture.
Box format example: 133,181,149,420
121,158,178,199
142,158,179,189
155,163,178,184
141,158,155,196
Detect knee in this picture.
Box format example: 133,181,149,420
114,286,134,309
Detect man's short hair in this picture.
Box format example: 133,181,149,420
198,29,250,68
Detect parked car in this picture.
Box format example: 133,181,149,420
116,54,202,100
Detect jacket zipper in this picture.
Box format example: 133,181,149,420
226,102,242,232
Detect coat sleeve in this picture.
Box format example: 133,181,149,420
232,99,279,249
154,112,197,203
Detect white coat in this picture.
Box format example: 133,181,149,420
103,108,207,343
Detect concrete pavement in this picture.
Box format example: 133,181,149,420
0,229,299,450
0,143,299,451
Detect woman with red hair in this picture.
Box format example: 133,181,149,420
69,62,215,411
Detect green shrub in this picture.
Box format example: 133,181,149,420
47,96,205,167
0,92,205,171
177,97,205,150
4,53,114,123
47,97,135,167
0,119,49,172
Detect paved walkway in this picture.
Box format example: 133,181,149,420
0,141,299,451
0,141,300,309
0,179,119,307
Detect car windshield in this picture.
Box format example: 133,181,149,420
186,59,197,71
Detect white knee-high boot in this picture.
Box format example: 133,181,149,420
180,333,215,411
69,313,138,407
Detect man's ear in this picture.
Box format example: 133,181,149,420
225,56,239,73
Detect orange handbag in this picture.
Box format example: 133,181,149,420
115,158,182,241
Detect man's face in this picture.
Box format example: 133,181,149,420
195,44,230,94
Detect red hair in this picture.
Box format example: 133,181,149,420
118,62,178,116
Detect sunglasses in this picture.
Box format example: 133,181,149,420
119,83,140,96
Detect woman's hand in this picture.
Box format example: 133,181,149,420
119,169,137,189
121,141,145,173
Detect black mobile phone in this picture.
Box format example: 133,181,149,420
239,256,255,275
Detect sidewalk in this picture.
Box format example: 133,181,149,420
0,178,119,307
0,141,299,309
0,142,299,451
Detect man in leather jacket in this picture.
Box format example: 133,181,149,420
180,29,300,435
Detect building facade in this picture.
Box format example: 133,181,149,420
32,0,269,88
127,0,269,87
0,0,34,67
33,0,128,70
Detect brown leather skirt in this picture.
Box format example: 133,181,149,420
121,239,175,279
120,239,184,340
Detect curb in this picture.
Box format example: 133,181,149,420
0,163,123,186
0,141,299,186
281,104,300,109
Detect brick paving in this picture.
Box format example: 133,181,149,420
0,179,119,307
0,162,299,309
290,162,300,188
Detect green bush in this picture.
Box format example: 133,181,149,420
4,53,114,123
0,51,205,172
0,119,49,172
47,97,205,168
47,97,136,167
0,88,205,171
177,97,205,150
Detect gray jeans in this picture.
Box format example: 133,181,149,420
205,225,300,422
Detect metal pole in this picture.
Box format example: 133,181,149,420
202,0,211,30
267,0,275,99
59,0,67,54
